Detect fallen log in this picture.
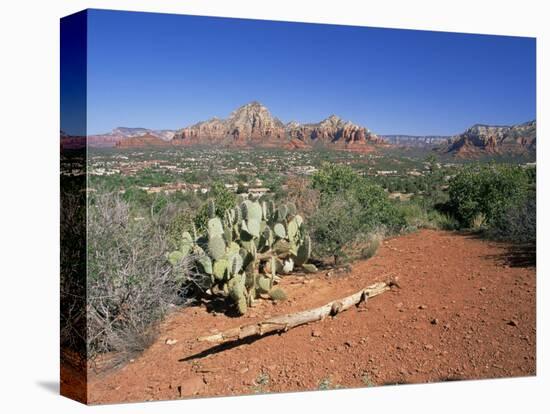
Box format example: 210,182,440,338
197,281,392,344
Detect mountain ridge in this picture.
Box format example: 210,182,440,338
171,101,383,151
441,120,536,157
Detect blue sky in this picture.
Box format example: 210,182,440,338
84,9,536,136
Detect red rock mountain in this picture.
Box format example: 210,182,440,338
442,120,536,157
172,101,382,151
175,102,287,146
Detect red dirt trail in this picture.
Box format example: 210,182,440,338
85,230,536,404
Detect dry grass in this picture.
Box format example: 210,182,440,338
87,192,204,367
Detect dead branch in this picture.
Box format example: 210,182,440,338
197,281,392,344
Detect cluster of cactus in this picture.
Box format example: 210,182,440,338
168,198,317,315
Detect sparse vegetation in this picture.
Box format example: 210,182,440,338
87,192,199,364
83,146,536,368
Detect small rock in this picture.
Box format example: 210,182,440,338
238,367,249,374
165,338,178,345
424,344,434,350
431,318,439,325
312,330,322,337
344,340,354,348
507,319,518,327
177,377,205,397
419,305,427,310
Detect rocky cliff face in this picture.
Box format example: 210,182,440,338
381,135,450,148
173,102,381,150
286,114,381,147
175,102,286,145
443,120,536,157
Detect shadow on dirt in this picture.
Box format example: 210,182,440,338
461,231,536,268
480,243,536,268
200,296,243,318
179,332,281,362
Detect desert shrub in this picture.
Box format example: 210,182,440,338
448,164,530,228
167,208,195,245
60,184,87,364
309,163,405,264
87,192,201,364
428,210,460,231
361,233,382,259
344,229,385,261
284,176,321,219
489,191,536,244
309,192,364,264
396,201,459,232
397,202,431,230
471,212,487,231
311,162,363,195
193,182,237,234
312,163,405,233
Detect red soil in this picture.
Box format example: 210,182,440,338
87,230,536,404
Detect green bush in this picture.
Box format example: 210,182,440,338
489,191,536,244
193,182,237,234
309,163,405,264
448,164,530,228
397,201,459,231
312,163,405,233
309,192,364,264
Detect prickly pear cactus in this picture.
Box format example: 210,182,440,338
167,198,316,315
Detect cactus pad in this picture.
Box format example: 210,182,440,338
207,217,224,238
208,235,226,260
197,255,213,274
245,218,261,238
167,250,184,266
213,259,228,281
274,223,286,239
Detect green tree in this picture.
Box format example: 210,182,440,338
448,164,530,227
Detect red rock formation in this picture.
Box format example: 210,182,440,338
112,102,384,151
443,121,536,157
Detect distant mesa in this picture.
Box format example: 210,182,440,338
440,120,536,157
